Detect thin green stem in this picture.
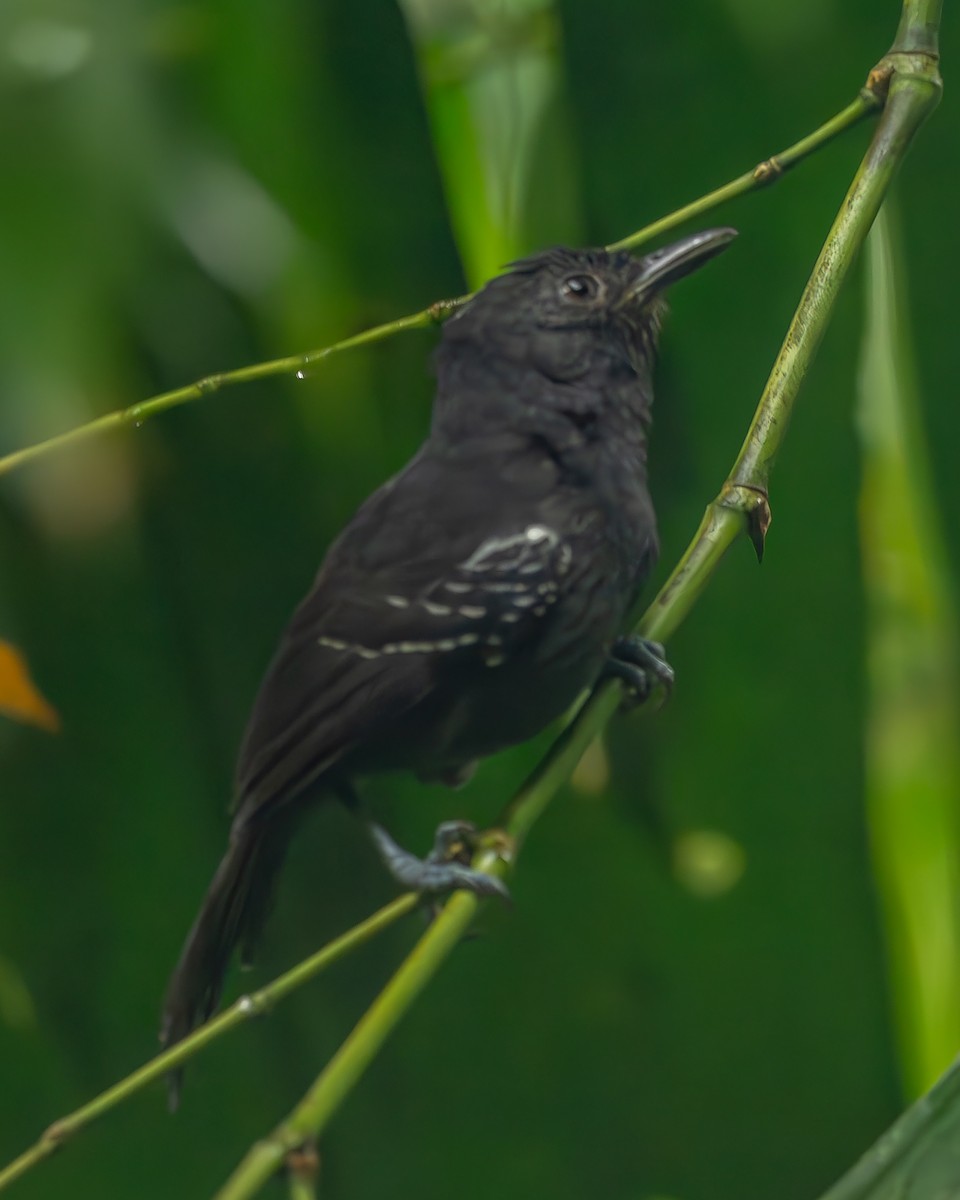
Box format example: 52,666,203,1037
0,894,417,1194
288,1175,316,1200
730,57,940,493
0,91,880,482
0,309,453,479
607,92,880,254
215,886,485,1200
216,32,942,1200
285,1144,320,1200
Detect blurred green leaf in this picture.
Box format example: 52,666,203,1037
858,204,960,1096
398,0,579,285
818,1055,960,1200
0,956,36,1032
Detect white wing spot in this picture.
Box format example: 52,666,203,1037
444,581,471,594
512,594,537,608
500,612,521,624
421,600,452,616
385,595,409,609
481,581,528,595
319,635,383,659
375,634,483,656
461,525,559,573
458,605,486,619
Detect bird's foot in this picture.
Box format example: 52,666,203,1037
366,819,511,902
601,636,674,710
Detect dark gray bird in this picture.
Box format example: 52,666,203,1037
160,228,736,1089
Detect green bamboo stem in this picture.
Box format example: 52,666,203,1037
285,1143,320,1200
287,1174,317,1200
730,70,941,493
0,309,456,479
0,90,882,483
0,895,417,1194
216,33,942,1197
607,92,880,254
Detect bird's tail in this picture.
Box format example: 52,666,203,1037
160,809,298,1107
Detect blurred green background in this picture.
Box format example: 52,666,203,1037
1,1,959,1197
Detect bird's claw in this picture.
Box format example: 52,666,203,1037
367,819,511,903
601,636,674,710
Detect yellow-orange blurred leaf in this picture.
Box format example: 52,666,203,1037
0,641,59,732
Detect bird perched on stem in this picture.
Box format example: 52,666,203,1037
160,227,736,1099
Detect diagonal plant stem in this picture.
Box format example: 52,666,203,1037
284,1142,320,1200
215,26,942,1199
0,87,881,483
0,895,417,1193
607,91,882,254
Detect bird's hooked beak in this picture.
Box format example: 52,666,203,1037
620,227,737,307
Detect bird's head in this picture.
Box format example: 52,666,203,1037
440,227,737,382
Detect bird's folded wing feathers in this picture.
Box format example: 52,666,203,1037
319,521,572,659
233,522,574,817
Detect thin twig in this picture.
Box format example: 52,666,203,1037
607,91,880,253
0,895,417,1193
0,90,880,482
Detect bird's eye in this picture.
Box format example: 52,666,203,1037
560,274,600,302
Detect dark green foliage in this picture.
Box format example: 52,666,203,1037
0,2,957,1197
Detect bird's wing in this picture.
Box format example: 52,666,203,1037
233,506,575,822
329,520,574,664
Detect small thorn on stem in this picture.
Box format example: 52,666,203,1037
720,483,771,563
746,493,772,563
